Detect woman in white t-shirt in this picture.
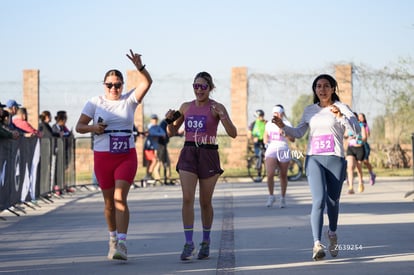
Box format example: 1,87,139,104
273,74,360,261
263,105,295,208
75,49,152,261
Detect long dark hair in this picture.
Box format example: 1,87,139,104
312,74,340,104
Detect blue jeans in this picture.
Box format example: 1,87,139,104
254,141,264,157
305,155,347,242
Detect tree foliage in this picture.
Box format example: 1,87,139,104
354,57,414,144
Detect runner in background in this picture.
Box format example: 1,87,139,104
358,113,376,185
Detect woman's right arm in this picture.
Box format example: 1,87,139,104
76,114,102,134
166,102,188,137
273,109,309,139
126,49,153,103
283,120,309,139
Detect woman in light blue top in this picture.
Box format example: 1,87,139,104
273,74,360,261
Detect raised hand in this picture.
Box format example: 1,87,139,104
126,49,144,70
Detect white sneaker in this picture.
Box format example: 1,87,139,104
266,195,276,207
279,197,286,208
107,237,117,260
312,243,326,261
113,241,128,261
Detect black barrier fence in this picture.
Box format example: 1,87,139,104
0,136,75,213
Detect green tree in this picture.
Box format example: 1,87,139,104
354,57,414,144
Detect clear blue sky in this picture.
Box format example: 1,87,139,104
1,0,413,133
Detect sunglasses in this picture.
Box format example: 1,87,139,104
104,82,123,89
193,83,209,90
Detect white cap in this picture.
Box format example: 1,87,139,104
272,105,284,114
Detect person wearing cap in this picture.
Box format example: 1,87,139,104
248,109,267,163
6,99,21,111
5,99,21,130
263,104,295,208
143,114,166,180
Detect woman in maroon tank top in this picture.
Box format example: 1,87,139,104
165,71,237,261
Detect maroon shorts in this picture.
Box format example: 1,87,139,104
176,143,223,179
94,149,137,190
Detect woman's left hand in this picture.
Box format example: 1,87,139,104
272,116,285,128
126,49,143,70
211,104,227,120
330,104,342,118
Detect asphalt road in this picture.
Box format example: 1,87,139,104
1,177,413,275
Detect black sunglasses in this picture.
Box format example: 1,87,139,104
104,82,123,89
193,83,209,90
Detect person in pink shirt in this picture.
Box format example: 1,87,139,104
12,107,42,137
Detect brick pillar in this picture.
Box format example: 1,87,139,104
22,70,40,129
126,70,145,164
226,67,248,168
335,64,353,108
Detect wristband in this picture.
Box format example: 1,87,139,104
139,64,146,72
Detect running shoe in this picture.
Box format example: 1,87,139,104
113,241,128,261
312,243,326,261
143,174,153,181
279,197,286,208
197,242,210,259
266,195,276,207
180,243,196,261
358,183,365,193
107,237,117,260
326,231,338,257
254,176,263,183
370,173,376,185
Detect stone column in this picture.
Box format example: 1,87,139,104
22,70,40,129
226,67,248,168
335,64,353,108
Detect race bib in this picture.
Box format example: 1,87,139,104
311,134,335,154
109,135,130,153
185,115,207,132
270,131,281,141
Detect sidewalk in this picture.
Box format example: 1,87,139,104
0,177,413,274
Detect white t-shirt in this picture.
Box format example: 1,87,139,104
265,119,292,150
283,101,360,157
81,89,139,152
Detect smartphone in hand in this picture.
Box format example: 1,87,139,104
166,111,181,124
98,117,108,128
